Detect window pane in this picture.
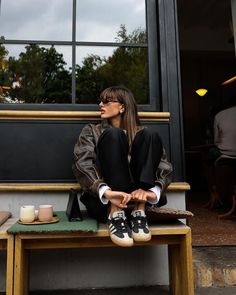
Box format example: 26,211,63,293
0,44,72,104
75,46,149,104
0,0,72,41
76,0,147,43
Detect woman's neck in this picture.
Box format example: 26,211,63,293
109,117,121,128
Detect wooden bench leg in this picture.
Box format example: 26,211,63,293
168,244,181,294
14,236,29,295
168,230,194,295
6,235,14,295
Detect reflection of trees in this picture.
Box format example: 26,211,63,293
77,25,148,104
0,25,148,104
0,44,11,102
76,54,104,103
0,44,71,103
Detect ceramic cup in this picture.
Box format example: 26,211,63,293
19,205,35,223
38,205,53,222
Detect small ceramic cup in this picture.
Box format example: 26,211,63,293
19,205,35,223
38,205,53,222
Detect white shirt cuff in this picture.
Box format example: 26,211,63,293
148,185,161,204
98,185,110,205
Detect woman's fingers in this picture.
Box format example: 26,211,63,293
131,189,148,202
108,189,154,206
121,193,132,204
108,191,132,207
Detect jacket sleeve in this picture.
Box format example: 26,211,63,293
72,124,106,194
155,148,173,197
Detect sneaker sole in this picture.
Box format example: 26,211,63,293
110,235,134,247
132,232,152,242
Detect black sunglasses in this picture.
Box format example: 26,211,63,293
97,97,120,105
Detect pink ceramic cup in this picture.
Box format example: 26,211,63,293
38,205,53,222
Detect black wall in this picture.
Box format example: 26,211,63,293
0,120,171,182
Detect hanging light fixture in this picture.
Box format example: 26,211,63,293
195,88,208,97
195,56,208,97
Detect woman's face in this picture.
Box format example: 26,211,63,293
99,97,124,126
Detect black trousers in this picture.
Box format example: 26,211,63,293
81,127,163,222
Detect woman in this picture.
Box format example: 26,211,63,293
73,86,172,247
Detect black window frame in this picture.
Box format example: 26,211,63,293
0,0,161,112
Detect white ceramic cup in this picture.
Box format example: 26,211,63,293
19,205,35,223
38,205,53,222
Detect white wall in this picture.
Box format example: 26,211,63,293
0,191,186,292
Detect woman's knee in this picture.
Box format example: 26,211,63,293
98,127,128,146
136,128,162,146
103,127,125,139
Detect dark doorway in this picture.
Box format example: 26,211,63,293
177,0,236,245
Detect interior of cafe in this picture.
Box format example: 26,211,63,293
177,0,236,246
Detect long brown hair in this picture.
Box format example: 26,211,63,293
100,86,141,146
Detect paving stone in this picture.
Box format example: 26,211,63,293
212,267,224,287
223,268,236,286
193,247,236,287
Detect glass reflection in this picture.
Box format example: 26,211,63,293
75,46,149,104
0,0,72,41
0,44,72,104
76,0,146,43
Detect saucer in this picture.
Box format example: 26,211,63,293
18,216,59,225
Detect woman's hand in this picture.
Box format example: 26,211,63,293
104,189,132,209
131,188,156,203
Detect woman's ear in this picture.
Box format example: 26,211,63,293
120,104,125,114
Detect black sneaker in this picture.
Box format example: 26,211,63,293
107,211,133,247
130,210,151,242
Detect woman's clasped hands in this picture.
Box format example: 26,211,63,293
104,188,156,208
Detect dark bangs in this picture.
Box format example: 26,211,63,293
100,86,124,103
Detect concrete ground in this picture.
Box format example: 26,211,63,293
27,286,236,295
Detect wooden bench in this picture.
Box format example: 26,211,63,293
12,220,194,295
0,218,16,295
1,182,191,295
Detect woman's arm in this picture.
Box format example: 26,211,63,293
73,124,106,194
155,148,173,196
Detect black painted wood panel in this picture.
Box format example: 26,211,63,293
0,120,172,182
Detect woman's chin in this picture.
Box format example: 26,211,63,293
100,113,109,119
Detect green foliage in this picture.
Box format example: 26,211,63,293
0,25,148,104
0,43,8,59
76,54,104,104
76,25,149,104
0,44,71,103
0,44,10,102
115,24,147,43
